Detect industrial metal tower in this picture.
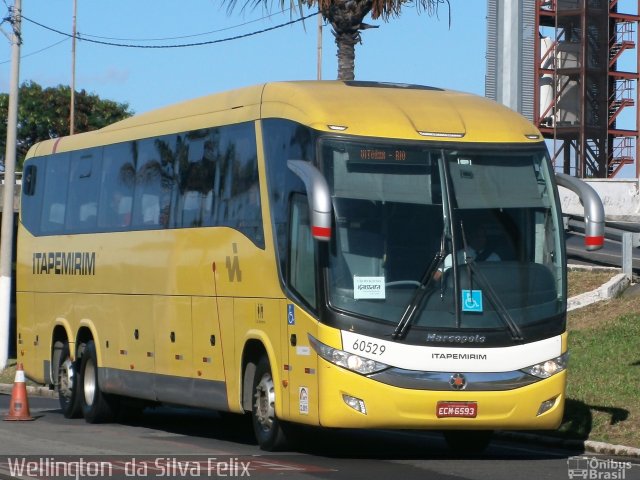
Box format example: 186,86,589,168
487,0,640,179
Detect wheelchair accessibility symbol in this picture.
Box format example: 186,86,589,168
287,304,295,325
462,290,483,313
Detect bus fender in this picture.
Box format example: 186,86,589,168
49,320,75,385
76,320,103,365
52,320,74,358
239,330,283,415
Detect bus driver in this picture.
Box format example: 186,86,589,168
434,223,500,281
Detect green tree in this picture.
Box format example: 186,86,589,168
223,0,448,81
0,81,133,169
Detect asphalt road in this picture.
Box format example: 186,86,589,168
0,394,638,480
566,231,640,272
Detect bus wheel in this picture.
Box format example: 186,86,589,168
80,340,117,423
57,342,82,419
251,356,288,451
442,430,493,454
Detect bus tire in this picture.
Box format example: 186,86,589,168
57,342,82,419
80,340,118,423
251,356,288,451
442,430,493,454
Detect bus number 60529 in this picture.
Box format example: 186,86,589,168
353,340,386,355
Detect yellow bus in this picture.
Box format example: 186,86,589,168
17,81,604,451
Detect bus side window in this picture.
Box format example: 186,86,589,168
204,123,263,247
66,150,102,232
181,191,202,227
48,203,66,226
141,194,160,225
289,194,316,309
108,193,132,227
262,118,314,276
99,142,135,230
131,136,176,229
20,158,45,234
176,130,214,228
23,164,37,196
78,203,97,224
40,153,70,234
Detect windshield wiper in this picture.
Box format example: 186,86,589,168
392,236,445,340
457,220,523,341
463,258,524,341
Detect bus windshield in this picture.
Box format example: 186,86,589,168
320,139,565,339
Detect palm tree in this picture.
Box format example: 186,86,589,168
223,0,448,81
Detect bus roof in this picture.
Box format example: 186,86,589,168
27,81,542,158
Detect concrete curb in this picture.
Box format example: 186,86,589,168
567,273,630,311
567,265,631,312
0,382,57,399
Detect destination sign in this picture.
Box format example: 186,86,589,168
342,143,430,167
359,148,407,162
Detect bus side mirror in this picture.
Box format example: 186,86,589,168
555,173,604,251
287,160,332,241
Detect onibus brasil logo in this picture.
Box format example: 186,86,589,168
567,456,633,479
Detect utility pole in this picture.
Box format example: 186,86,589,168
316,6,322,80
0,0,22,371
70,0,77,135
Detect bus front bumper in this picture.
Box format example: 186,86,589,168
317,360,566,430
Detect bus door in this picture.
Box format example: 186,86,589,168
284,195,319,424
285,303,319,424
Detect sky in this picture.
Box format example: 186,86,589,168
0,1,637,178
0,1,488,115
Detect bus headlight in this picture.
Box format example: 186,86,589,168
309,335,389,375
521,352,568,378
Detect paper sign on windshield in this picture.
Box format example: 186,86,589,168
353,276,386,300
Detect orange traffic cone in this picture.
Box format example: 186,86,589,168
4,363,34,421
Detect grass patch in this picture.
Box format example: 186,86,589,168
557,312,640,447
567,285,637,332
567,270,618,298
0,359,39,387
0,358,18,384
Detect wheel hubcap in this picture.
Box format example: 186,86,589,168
59,358,74,402
83,359,96,407
254,372,276,431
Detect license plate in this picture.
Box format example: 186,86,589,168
436,401,477,418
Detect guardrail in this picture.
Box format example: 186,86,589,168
566,215,640,278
